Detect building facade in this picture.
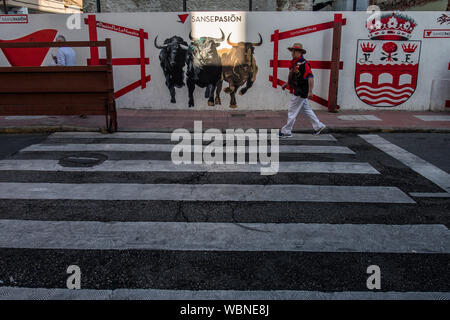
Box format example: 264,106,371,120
82,0,449,12
1,0,82,14
370,0,449,11
83,0,276,13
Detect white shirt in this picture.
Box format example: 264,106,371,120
56,47,76,66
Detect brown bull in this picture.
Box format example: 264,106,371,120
215,33,263,108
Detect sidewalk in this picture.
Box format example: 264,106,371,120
0,109,449,133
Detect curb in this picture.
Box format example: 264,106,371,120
1,125,450,134
0,126,107,134
321,127,450,134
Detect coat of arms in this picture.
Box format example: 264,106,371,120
355,13,421,107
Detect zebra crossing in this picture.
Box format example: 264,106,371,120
0,131,449,300
0,159,379,174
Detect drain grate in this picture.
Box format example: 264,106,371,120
58,153,108,167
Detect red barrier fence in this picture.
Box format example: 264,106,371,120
85,15,151,99
269,13,346,112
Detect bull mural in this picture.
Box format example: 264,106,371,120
155,35,189,103
215,33,263,109
186,29,225,108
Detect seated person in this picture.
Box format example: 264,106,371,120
54,35,76,66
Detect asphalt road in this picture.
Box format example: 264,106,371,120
0,132,448,301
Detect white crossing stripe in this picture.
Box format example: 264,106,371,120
21,143,355,154
0,159,380,174
50,132,338,141
413,115,450,122
1,287,449,300
409,192,450,198
0,220,447,253
0,183,415,203
360,134,450,193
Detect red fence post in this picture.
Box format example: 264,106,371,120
139,28,146,89
272,29,279,89
328,13,343,113
88,15,99,66
446,62,450,108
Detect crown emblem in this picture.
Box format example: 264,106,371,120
360,42,376,53
366,13,417,41
401,43,418,53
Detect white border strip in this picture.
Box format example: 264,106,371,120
338,115,381,121
360,134,450,193
0,287,448,300
414,115,450,122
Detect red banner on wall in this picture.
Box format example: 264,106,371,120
0,14,28,24
84,19,149,39
271,20,347,41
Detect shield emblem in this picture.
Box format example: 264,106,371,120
355,39,421,107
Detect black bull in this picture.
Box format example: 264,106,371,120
186,30,225,107
155,36,189,103
215,33,263,109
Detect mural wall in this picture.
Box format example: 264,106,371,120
0,11,449,111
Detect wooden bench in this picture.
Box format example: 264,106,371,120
0,39,117,132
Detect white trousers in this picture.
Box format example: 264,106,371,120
281,95,324,134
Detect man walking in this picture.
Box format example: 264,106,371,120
279,43,326,137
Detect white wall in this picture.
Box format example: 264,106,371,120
0,11,448,111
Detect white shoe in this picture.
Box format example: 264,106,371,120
279,132,293,138
313,125,326,135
